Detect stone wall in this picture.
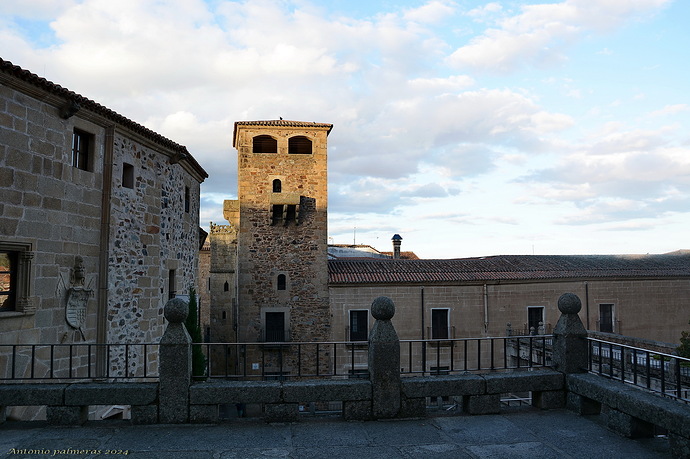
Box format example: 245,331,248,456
0,62,205,385
330,278,690,346
0,81,104,354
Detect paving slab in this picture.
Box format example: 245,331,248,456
0,408,671,459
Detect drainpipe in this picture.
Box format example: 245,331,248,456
585,282,590,330
420,287,425,340
483,284,489,334
97,126,115,377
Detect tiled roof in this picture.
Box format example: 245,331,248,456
0,58,207,179
328,252,690,284
379,251,420,260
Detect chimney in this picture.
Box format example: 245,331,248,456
391,234,402,259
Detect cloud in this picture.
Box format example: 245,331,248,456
447,0,671,72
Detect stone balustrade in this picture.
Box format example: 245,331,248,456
1,293,689,458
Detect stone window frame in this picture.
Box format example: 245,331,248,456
71,128,94,172
0,241,35,317
261,307,290,342
430,308,450,340
348,309,369,342
527,305,545,334
598,303,615,333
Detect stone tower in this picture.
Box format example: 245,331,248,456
227,120,332,345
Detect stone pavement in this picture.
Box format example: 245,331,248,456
1,408,670,459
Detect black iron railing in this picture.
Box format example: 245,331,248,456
587,337,690,402
0,343,159,381
400,335,553,376
201,341,369,380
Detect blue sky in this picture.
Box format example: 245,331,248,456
2,0,689,258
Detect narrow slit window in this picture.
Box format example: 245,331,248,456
277,274,286,291
122,163,134,189
273,179,282,193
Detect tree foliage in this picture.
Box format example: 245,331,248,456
185,287,206,379
678,320,690,359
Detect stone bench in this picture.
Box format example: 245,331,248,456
402,368,565,415
567,372,690,457
0,383,158,425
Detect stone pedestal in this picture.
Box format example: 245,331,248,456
46,406,87,425
552,293,588,374
464,394,500,415
368,296,401,419
159,298,192,423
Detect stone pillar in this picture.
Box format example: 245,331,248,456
552,293,588,374
368,296,401,418
159,298,192,423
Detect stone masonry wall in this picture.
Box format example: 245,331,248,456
0,82,104,362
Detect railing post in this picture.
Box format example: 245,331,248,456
552,293,588,374
368,296,401,418
159,298,192,423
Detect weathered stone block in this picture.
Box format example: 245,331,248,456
264,403,299,423
402,374,484,398
131,405,158,425
603,406,654,438
0,384,66,406
343,400,372,421
65,383,158,406
532,390,565,409
399,397,426,418
190,381,282,405
282,379,371,402
566,392,601,415
670,433,690,459
483,370,564,394
464,394,500,415
189,404,218,424
46,405,87,425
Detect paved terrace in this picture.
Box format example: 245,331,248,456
1,408,669,459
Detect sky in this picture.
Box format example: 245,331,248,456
2,0,689,259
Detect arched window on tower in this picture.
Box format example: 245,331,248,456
288,136,312,154
253,135,277,153
223,281,229,292
273,179,282,193
277,274,286,291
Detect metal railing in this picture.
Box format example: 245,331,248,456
587,337,690,402
0,343,159,381
201,341,369,380
400,335,553,376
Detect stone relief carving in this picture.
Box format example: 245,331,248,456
64,256,93,338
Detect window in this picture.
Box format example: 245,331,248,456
184,186,190,213
272,179,282,193
599,304,614,333
0,252,16,312
71,129,92,171
122,163,134,189
0,242,34,314
264,312,286,342
168,269,176,300
253,135,277,153
277,274,286,291
349,310,368,341
431,309,449,339
223,281,229,292
288,136,312,154
527,306,544,334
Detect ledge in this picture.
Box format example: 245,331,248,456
190,380,282,405
64,382,158,406
0,384,67,405
567,373,690,437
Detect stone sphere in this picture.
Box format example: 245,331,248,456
164,297,189,323
371,296,395,320
558,293,582,314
